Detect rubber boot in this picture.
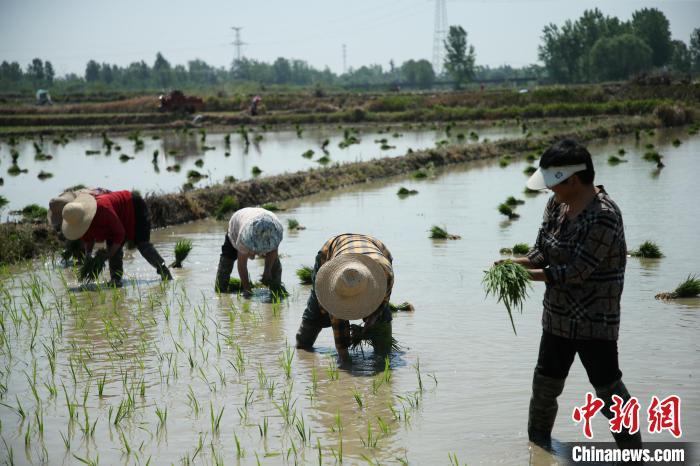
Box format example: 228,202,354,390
595,379,643,451
108,247,124,288
214,255,235,293
137,242,173,281
528,372,566,450
295,320,322,349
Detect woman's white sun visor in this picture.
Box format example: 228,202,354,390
526,163,587,190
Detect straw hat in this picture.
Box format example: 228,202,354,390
315,253,387,321
61,193,97,240
239,214,283,254
48,191,77,231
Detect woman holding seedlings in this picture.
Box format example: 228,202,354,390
61,190,173,285
214,207,283,294
514,139,641,450
295,234,394,363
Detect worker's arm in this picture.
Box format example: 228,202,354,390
237,252,253,294
330,315,352,363
261,249,279,285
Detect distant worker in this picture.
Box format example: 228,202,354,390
250,95,262,116
215,207,283,294
61,190,172,286
295,234,394,363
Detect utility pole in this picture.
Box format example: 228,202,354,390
231,26,246,62
342,44,347,74
431,0,447,75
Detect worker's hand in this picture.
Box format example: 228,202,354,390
95,249,110,261
336,349,352,367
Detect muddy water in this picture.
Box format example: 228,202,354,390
1,127,698,465
0,123,522,212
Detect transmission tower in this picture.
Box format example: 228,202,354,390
231,26,247,62
431,0,447,75
342,44,347,74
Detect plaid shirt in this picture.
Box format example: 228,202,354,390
527,187,626,340
315,234,394,351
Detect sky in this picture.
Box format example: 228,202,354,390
1,0,699,77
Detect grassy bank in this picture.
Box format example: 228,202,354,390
0,115,661,266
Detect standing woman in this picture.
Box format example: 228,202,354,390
215,207,283,294
61,190,172,286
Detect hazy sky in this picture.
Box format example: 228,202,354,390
1,0,699,76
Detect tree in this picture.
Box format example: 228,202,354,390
631,8,672,67
575,9,629,81
272,57,292,84
690,28,700,72
153,52,172,88
538,21,583,83
43,61,54,85
85,60,100,82
443,25,475,89
0,61,23,82
590,34,652,81
26,58,44,85
670,40,691,73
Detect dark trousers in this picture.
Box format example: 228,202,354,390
535,331,622,387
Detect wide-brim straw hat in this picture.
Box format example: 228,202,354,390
48,191,77,231
315,253,387,321
239,214,283,254
61,193,97,240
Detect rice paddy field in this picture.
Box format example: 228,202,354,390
1,125,699,465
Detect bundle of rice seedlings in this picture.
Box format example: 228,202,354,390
261,203,282,212
78,254,107,283
630,241,663,258
397,187,418,197
166,164,181,172
380,143,396,150
524,187,542,195
224,176,237,183
194,159,204,167
523,166,537,176
499,247,513,255
296,266,313,285
645,143,654,150
251,166,262,176
430,225,460,240
61,240,83,263
655,274,700,300
505,196,524,207
215,196,239,220
316,155,331,164
119,154,133,162
672,139,681,147
349,322,400,352
253,134,263,143
608,155,627,165
302,149,314,159
498,203,520,220
170,239,192,268
37,171,53,180
187,170,206,181
512,243,530,255
389,302,414,312
498,156,512,167
643,151,664,167
525,153,538,162
483,260,532,335
228,277,262,291
618,148,626,155
85,150,100,155
287,218,300,230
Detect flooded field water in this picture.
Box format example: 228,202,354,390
1,127,698,464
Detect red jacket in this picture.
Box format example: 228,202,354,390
82,191,136,245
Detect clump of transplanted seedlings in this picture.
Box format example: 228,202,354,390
630,241,663,258
37,170,53,180
498,203,520,220
505,196,524,207
643,151,665,168
655,274,700,300
389,302,415,312
296,266,313,285
523,166,537,176
608,155,627,165
170,239,193,268
483,260,532,335
430,225,461,240
251,166,262,176
397,187,418,197
287,218,305,230
316,154,331,164
186,170,206,181
302,149,314,159
672,138,681,147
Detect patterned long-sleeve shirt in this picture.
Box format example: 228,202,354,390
314,234,394,351
526,187,626,340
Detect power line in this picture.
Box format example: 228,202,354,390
432,0,448,75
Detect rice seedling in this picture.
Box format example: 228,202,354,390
321,139,330,151
499,155,512,167
608,155,627,164
186,169,207,181
389,302,414,312
7,164,27,176
170,239,192,268
37,170,53,180
526,153,538,162
397,187,418,197
279,346,294,379
296,266,313,285
498,203,520,220
166,163,181,172
327,358,339,380
317,154,331,164
469,131,479,141
630,241,663,258
429,225,460,240
261,202,281,211
295,124,303,138
643,151,665,167
302,149,314,159
78,254,107,283
251,165,262,176
85,149,100,155
483,260,532,335
194,158,204,168
119,154,134,162
656,274,700,300
505,196,524,207
287,218,305,230
672,138,681,147
523,165,537,176
380,143,395,150
215,195,238,220
352,388,364,409
512,243,530,255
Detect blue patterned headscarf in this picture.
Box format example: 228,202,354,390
239,214,283,254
